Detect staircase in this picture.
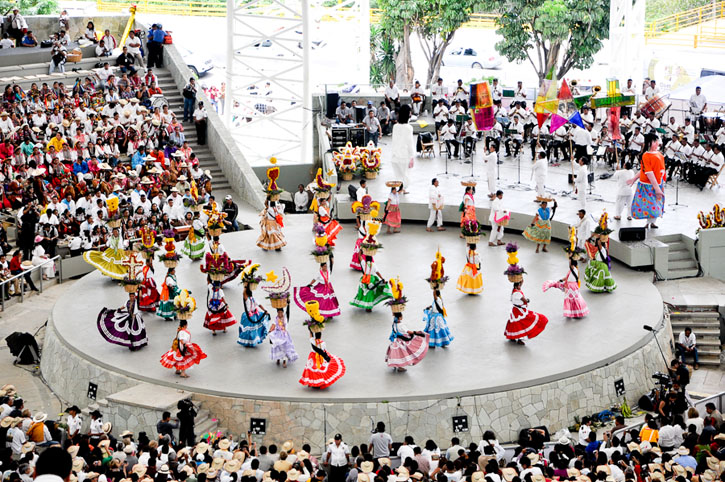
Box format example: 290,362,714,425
669,305,723,367
192,399,226,438
658,234,700,280
155,70,232,192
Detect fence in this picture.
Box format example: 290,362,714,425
645,1,725,47
0,256,62,311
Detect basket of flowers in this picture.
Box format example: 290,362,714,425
361,150,381,179
174,289,197,320
105,196,122,228
268,291,290,309
158,230,181,268
461,219,483,245
121,276,141,293
361,242,381,257
426,275,449,290
386,277,407,313
311,245,333,265
504,265,526,283
241,264,264,291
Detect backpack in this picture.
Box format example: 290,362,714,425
183,85,196,100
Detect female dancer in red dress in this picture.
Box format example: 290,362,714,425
138,258,160,312
504,279,548,345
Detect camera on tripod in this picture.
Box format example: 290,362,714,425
651,371,671,387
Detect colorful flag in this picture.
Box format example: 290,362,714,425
470,81,494,131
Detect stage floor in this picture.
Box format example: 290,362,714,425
54,215,663,402
336,135,725,241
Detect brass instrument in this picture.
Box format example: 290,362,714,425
593,85,602,93
570,79,578,86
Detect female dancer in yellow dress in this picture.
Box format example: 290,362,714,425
456,243,483,294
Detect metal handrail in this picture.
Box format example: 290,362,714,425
645,0,725,36
0,256,62,311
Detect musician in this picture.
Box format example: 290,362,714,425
664,116,680,139
689,86,707,132
621,79,636,118
431,77,449,107
550,125,569,163
697,144,723,190
377,101,392,136
486,118,503,153
716,124,725,148
441,118,459,159
410,81,426,116
530,118,550,162
620,113,632,144
594,126,612,166
644,79,659,101
571,124,592,163
460,118,476,158
384,80,400,110
682,118,695,145
514,81,526,105
453,80,469,111
580,106,594,128
643,111,661,136
664,135,683,178
504,115,524,158
433,100,449,139
491,78,502,103
626,126,644,165
687,138,705,184
449,100,465,118
680,138,694,181
630,111,645,139
523,106,536,143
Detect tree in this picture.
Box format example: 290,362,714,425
377,0,415,87
0,0,57,15
481,0,609,82
369,24,396,86
416,0,477,87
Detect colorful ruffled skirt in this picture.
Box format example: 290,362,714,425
542,280,589,318
83,248,128,279
505,306,548,340
349,238,363,271
523,219,552,244
138,278,160,312
237,310,270,346
179,230,206,260
631,181,664,220
350,275,393,310
456,264,483,295
384,205,402,229
386,333,429,367
97,307,148,350
584,260,617,293
299,351,346,388
156,286,181,320
269,329,299,362
257,218,286,251
160,344,207,370
323,220,343,246
293,281,341,318
423,309,454,347
204,303,237,331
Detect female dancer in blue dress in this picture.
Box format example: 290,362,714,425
422,289,454,347
237,282,271,347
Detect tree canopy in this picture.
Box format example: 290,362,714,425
0,0,57,15
481,0,609,81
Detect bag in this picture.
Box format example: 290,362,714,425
40,39,53,48
458,201,464,212
183,86,196,100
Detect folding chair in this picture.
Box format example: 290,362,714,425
707,164,724,189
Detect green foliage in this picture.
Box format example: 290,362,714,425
646,0,711,21
482,0,609,81
370,23,395,85
0,0,58,15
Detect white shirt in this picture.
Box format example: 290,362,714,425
431,84,448,102
434,105,449,123
125,35,142,55
645,85,660,100
683,124,695,144
0,38,14,49
356,186,367,202
67,414,82,436
509,122,523,141
664,140,681,159
11,427,26,454
578,424,591,445
441,124,457,141
710,152,724,169
572,127,592,146
326,442,350,467
429,185,443,209
575,163,588,187
630,133,645,151
384,84,399,100
397,445,416,464
532,158,547,181
293,190,309,211
485,151,497,174
613,169,635,197
689,94,707,114
193,108,208,121
678,330,696,348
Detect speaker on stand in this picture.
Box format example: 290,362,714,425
326,93,340,119
619,226,646,242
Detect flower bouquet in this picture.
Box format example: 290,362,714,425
262,267,292,309
174,289,197,320
425,275,449,290
241,263,264,291
461,219,483,245
504,264,526,283
205,208,227,237
311,245,333,265
386,277,407,313
105,197,123,229
158,230,181,268
361,242,382,257
361,149,381,179
120,275,142,293
426,248,447,290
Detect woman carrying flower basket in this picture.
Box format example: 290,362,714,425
523,200,556,253
237,282,271,347
257,195,286,251
584,236,617,293
350,255,393,312
543,249,589,319
504,277,549,345
179,212,206,261
156,266,181,320
83,226,128,279
294,262,340,318
456,243,483,295
423,289,453,347
349,221,367,271
204,280,237,334
459,184,477,229
160,319,207,378
386,312,429,371
97,291,148,351
384,184,403,234
269,305,298,368
317,197,342,246
138,257,160,312
299,301,345,389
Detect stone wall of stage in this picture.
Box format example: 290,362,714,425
41,308,672,449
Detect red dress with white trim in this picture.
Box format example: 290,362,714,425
504,289,548,340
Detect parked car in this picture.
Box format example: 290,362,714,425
177,45,214,77
443,47,502,69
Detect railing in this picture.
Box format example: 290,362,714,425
645,1,725,36
0,256,62,311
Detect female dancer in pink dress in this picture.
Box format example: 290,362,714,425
349,221,366,271
293,262,341,318
542,256,589,319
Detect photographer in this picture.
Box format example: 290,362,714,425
669,359,690,387
176,398,197,448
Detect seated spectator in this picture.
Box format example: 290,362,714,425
0,33,15,49
20,30,37,47
95,40,113,58
116,46,136,74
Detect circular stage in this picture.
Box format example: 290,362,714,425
48,214,663,404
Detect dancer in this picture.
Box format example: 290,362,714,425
97,292,148,351
484,143,498,200
629,133,666,229
203,281,237,335
456,243,483,295
179,212,206,260
423,289,453,347
543,235,589,318
523,200,556,253
160,319,207,378
237,281,271,347
460,184,477,230
156,267,180,320
269,305,299,368
612,162,635,221
384,184,403,234
299,301,346,389
489,190,509,246
257,195,286,251
575,157,589,210
138,258,160,312
386,312,429,372
349,220,366,271
316,196,342,246
294,262,341,318
83,226,128,279
584,236,617,293
350,254,393,312
504,243,548,345
391,104,414,193
505,280,549,345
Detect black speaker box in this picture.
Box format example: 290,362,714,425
326,92,339,119
619,226,646,242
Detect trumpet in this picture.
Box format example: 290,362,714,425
593,85,602,93
570,79,578,86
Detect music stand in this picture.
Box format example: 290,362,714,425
504,144,533,192
437,141,459,178
668,152,688,211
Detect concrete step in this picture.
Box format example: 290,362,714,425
670,311,721,319
667,249,692,261
671,320,721,330
666,241,687,251
670,305,720,312
665,267,700,279
668,259,698,270
697,355,721,366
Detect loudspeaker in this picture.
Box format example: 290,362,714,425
567,173,595,184
619,226,646,242
5,332,40,365
325,93,339,119
354,106,366,123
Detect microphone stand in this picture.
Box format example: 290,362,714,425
643,324,670,370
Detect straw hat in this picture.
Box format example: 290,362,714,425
597,465,611,475
120,430,133,437
62,119,70,127
233,451,246,463
531,475,545,482
360,461,374,473
378,458,391,467
395,467,410,482
99,162,112,170
130,98,140,104
567,469,581,477
132,465,147,477
119,99,128,106
358,475,370,482
528,453,540,464
501,468,518,482
67,445,80,458
157,465,170,475
102,422,113,434
223,460,242,473
0,417,12,429
99,440,111,449
410,474,424,481
677,447,690,456
627,442,639,452
472,472,485,482
32,126,40,133
671,465,686,477
21,442,35,454
72,458,84,472
287,469,300,481
211,457,225,471
32,412,47,423
218,438,231,450
178,175,188,181
171,151,184,157
85,472,100,480
197,463,210,474
152,120,161,126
